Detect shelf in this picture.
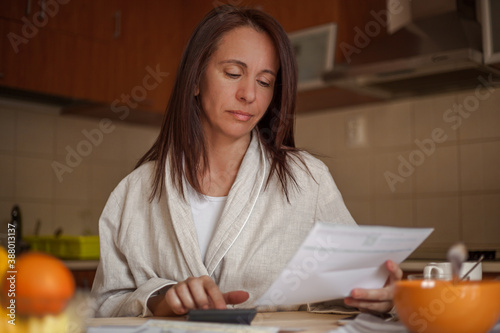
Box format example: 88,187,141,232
296,85,383,114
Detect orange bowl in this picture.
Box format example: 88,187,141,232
394,279,500,333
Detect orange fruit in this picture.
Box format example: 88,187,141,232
1,252,75,316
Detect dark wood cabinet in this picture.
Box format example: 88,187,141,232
113,0,183,114
0,0,117,40
71,269,97,290
180,0,386,64
0,0,184,122
1,0,387,121
259,0,387,112
0,0,30,21
1,17,116,102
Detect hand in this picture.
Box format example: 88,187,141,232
344,260,403,314
148,275,249,316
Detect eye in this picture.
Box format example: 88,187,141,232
257,80,272,88
225,72,241,79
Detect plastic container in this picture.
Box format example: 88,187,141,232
24,236,52,253
25,236,99,260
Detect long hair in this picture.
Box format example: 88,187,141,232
136,4,304,201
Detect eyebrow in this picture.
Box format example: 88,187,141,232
218,59,277,77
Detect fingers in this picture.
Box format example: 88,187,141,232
165,276,248,315
165,282,189,314
349,287,392,302
344,260,403,314
344,296,393,313
385,260,403,284
164,276,219,315
345,288,393,313
205,279,228,310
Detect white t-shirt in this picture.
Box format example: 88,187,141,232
187,185,227,261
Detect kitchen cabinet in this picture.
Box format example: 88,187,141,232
0,0,184,123
1,18,73,98
182,0,386,63
181,0,345,58
42,1,118,42
0,0,117,41
0,0,119,103
1,0,386,122
0,2,118,104
0,18,113,102
254,0,388,64
0,1,29,21
0,19,4,79
64,260,99,290
71,269,97,290
262,0,388,113
112,0,183,114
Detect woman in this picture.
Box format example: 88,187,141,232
91,4,401,317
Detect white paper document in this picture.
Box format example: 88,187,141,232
88,319,279,333
255,223,433,307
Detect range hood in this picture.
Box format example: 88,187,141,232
324,0,500,99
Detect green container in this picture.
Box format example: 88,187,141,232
24,235,52,253
61,236,100,260
25,235,100,260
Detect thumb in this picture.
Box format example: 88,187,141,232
223,290,250,305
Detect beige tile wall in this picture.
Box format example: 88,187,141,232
296,87,500,259
0,99,159,244
1,87,498,259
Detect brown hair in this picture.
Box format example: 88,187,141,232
136,4,304,201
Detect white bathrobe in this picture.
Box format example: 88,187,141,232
91,133,356,317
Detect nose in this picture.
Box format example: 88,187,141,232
236,78,256,104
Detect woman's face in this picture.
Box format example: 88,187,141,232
197,26,279,143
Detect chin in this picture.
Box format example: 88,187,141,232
219,123,254,139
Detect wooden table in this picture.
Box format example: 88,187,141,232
253,312,348,332
86,311,350,333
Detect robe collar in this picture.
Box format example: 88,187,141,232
165,130,268,277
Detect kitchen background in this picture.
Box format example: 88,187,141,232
0,98,159,237
0,0,499,260
1,85,499,259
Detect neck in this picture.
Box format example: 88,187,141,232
199,131,252,197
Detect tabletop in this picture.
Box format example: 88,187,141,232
85,311,350,333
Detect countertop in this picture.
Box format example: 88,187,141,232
64,260,100,270
64,259,500,274
86,311,348,333
400,260,500,274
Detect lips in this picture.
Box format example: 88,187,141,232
228,110,252,121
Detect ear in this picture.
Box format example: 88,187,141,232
195,85,200,96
